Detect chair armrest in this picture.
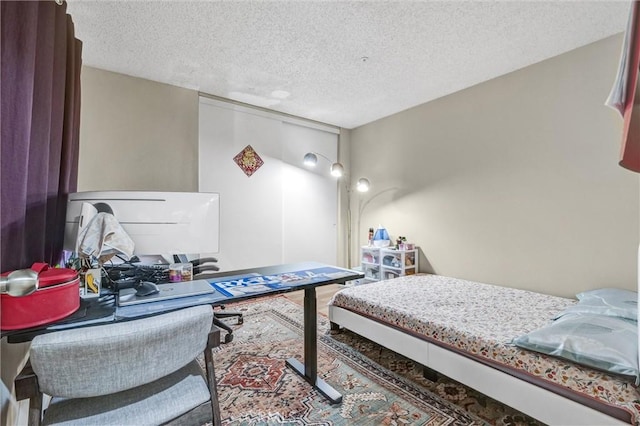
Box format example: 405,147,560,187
14,362,43,426
207,327,221,350
15,362,38,401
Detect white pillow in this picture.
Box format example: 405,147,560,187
513,313,639,384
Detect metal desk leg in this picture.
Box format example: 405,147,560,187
286,287,342,404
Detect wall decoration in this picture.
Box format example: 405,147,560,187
233,145,264,177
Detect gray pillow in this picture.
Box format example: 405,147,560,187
513,313,639,384
556,288,638,321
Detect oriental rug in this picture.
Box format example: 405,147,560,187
206,296,541,425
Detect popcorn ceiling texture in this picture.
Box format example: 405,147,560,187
67,1,629,129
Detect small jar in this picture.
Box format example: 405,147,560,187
169,263,193,282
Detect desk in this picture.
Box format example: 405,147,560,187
4,262,363,404
206,262,362,404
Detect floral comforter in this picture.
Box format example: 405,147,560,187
329,274,640,424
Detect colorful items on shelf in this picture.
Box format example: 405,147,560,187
360,246,418,282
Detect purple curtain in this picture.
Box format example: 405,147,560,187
1,1,82,272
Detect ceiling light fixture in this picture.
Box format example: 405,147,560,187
271,90,291,99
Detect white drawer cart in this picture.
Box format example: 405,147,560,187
360,246,381,281
380,248,418,280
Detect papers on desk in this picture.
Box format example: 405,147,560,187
208,266,355,297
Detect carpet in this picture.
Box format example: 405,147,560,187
207,296,542,425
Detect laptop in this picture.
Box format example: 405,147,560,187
117,279,214,307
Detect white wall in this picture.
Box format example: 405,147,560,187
198,97,339,270
349,34,640,298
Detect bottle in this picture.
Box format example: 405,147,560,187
368,227,374,246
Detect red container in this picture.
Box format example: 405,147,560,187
1,263,80,330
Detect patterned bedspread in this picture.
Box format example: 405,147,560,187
329,274,640,424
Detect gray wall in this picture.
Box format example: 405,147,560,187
349,34,640,298
78,67,199,192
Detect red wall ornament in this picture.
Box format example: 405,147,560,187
233,145,264,177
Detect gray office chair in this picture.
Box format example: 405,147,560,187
14,305,222,426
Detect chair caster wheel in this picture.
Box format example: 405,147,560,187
238,317,244,325
224,333,233,343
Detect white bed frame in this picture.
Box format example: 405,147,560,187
329,305,630,426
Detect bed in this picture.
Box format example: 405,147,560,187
328,274,639,425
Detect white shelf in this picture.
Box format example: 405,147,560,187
360,246,418,282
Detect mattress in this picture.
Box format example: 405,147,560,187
329,274,640,424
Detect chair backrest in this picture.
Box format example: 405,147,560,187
29,304,213,398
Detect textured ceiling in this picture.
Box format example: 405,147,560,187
66,1,631,129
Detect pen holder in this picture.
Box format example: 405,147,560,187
82,268,101,298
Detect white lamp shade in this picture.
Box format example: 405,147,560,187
303,153,318,167
330,163,344,177
356,178,370,192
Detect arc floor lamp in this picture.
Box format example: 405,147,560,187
303,152,370,267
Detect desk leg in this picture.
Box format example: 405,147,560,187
286,287,342,404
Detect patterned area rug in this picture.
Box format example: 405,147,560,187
206,296,542,425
